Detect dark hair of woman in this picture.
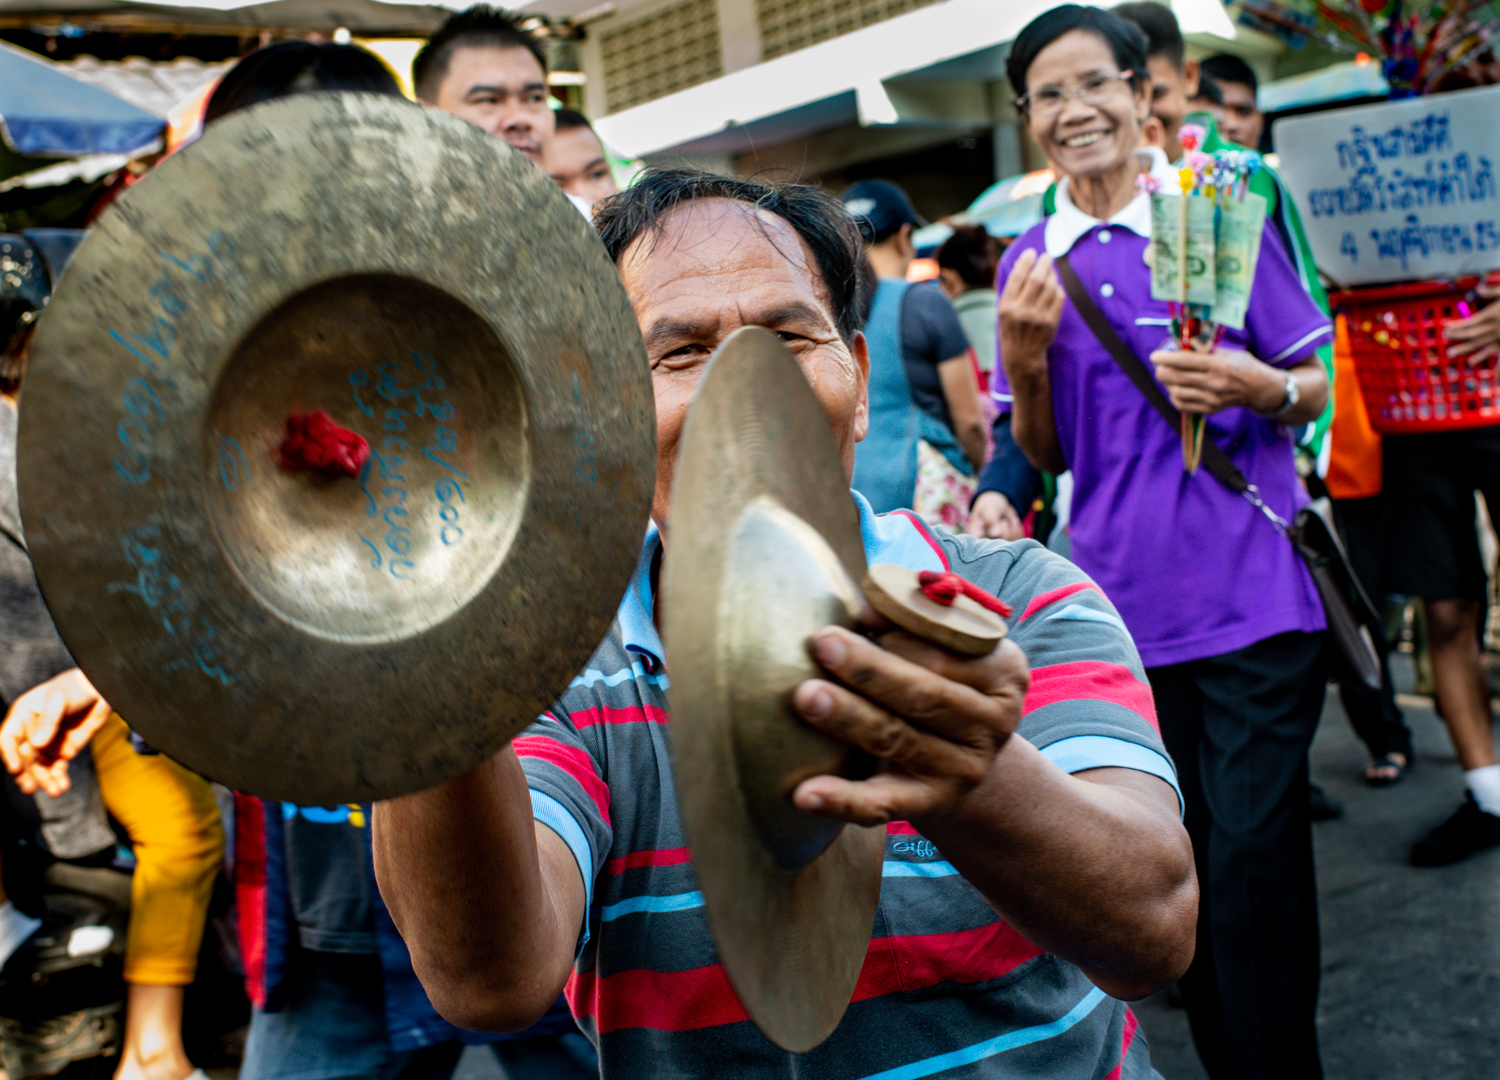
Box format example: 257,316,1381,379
1005,4,1150,97
204,41,404,126
593,167,869,345
936,226,1000,291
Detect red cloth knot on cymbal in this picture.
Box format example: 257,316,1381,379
917,570,1013,618
277,410,370,478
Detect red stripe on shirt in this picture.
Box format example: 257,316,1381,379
854,922,1044,999
886,821,920,836
513,736,611,823
605,847,692,875
570,704,670,728
1019,580,1103,621
566,963,749,1033
566,920,1042,1034
891,509,950,570
1103,1008,1140,1080
1024,660,1159,733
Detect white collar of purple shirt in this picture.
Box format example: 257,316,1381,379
1044,145,1179,259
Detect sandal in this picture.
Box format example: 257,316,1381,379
1363,753,1408,787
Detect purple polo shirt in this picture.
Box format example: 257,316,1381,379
992,184,1331,668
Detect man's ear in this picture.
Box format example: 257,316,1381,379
851,330,871,445
1183,58,1200,99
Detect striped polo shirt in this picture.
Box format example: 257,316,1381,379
519,492,1178,1079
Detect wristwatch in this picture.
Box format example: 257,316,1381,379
1270,373,1299,418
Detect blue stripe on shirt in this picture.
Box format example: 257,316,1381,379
602,891,705,921
530,789,596,951
1040,735,1183,815
1046,603,1129,634
882,860,959,878
857,986,1108,1080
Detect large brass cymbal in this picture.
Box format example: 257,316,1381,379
663,327,884,1053
17,93,655,803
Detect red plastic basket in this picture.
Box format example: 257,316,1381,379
1329,276,1500,435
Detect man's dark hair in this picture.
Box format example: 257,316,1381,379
1201,53,1259,94
594,168,868,344
1191,73,1224,106
412,5,547,103
204,42,402,125
1007,5,1149,96
935,226,1000,291
554,107,594,134
1113,2,1185,69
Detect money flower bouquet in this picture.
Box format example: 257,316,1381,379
1139,125,1266,473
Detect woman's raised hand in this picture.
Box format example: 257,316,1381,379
998,249,1065,376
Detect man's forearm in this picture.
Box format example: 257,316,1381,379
975,414,1043,511
372,748,580,1031
914,738,1196,1000
958,420,987,473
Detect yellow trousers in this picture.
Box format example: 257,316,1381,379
92,714,224,986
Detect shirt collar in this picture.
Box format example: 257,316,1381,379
617,492,948,670
1043,145,1178,258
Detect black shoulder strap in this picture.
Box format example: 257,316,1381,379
1053,253,1248,495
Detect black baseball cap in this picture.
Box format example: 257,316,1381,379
840,179,926,244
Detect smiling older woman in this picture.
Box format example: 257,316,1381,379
984,7,1334,1080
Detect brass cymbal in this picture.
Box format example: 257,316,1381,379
17,93,655,804
663,326,885,1053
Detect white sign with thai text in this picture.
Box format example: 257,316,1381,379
1273,84,1500,287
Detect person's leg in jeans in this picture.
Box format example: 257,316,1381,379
1149,632,1327,1080
240,951,464,1080
489,1033,599,1080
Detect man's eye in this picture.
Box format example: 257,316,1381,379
1152,85,1170,99
1034,88,1064,104
1082,75,1112,92
775,331,809,345
589,168,611,181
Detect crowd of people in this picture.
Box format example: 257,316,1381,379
0,3,1499,1080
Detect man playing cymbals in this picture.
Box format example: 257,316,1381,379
374,168,1197,1080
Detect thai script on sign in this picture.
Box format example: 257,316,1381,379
1273,85,1500,285
1305,153,1496,219
1335,114,1452,170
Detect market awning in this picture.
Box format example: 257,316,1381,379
0,41,162,157
1258,59,1390,114
593,0,1235,159
0,0,459,35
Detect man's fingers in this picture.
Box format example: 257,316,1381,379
792,679,984,779
792,772,943,828
804,627,1018,742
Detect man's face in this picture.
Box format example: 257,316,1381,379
617,199,870,533
1216,79,1264,150
1145,54,1199,158
548,125,618,208
428,45,555,164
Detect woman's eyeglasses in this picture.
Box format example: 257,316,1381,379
1017,72,1136,117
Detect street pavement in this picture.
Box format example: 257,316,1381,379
457,653,1500,1080
1136,652,1500,1080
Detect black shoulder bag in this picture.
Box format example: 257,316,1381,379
1054,254,1382,690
